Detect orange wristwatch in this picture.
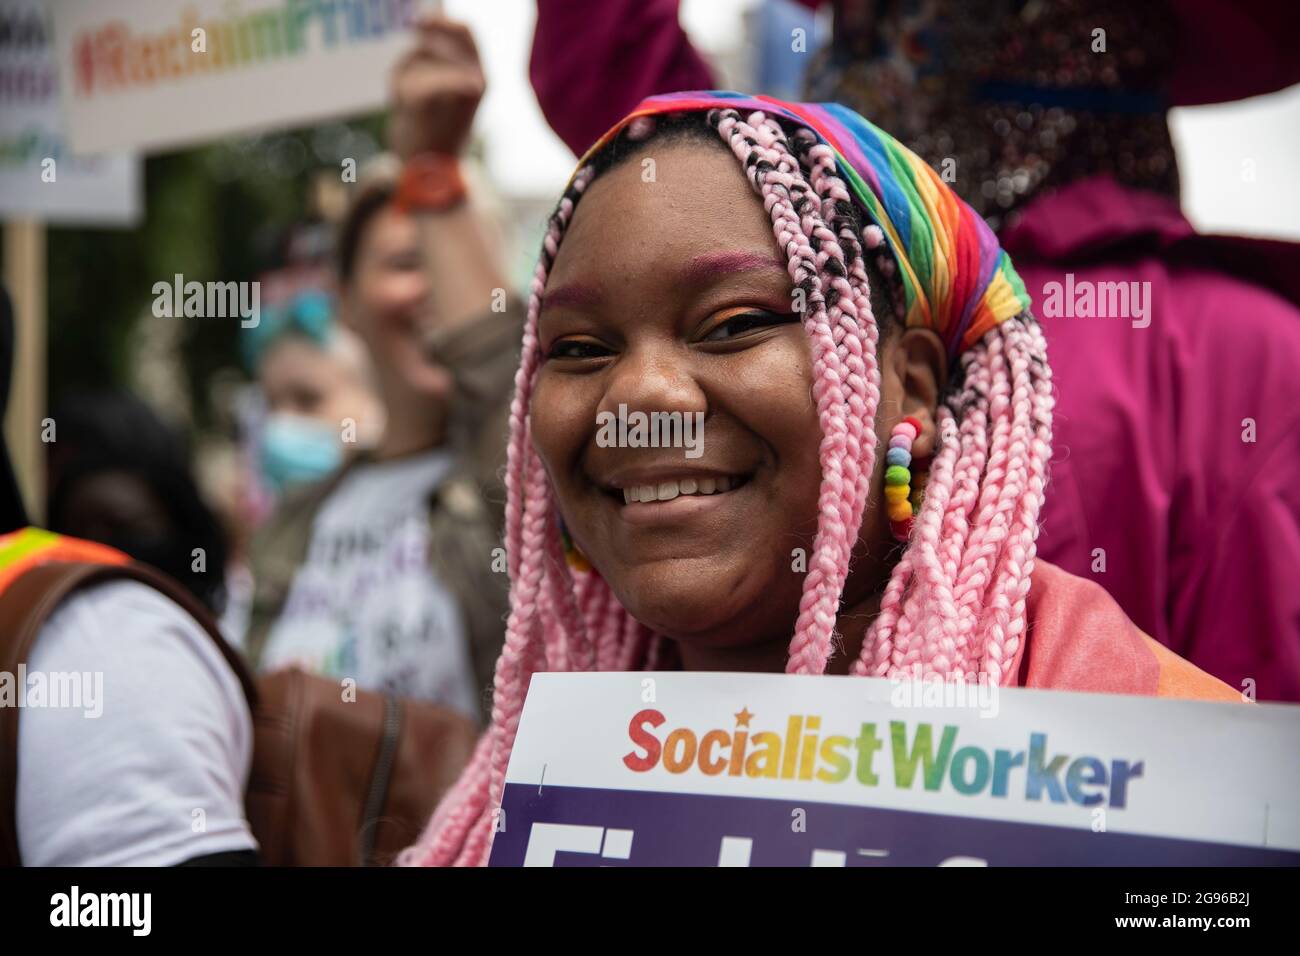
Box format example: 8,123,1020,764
393,153,467,213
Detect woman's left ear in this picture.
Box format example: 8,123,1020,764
886,327,947,459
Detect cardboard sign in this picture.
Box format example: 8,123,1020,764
0,0,139,224
488,672,1300,866
48,0,421,154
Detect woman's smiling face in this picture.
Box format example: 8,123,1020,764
533,137,901,662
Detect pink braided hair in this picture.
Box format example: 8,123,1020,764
399,108,1053,866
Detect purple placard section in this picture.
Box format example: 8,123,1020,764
489,784,1300,867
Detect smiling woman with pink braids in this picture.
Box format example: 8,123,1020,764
400,93,1238,867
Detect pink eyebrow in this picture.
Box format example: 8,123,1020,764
541,251,787,313
541,284,600,312
681,251,787,284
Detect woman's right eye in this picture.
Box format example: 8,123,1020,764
546,338,614,361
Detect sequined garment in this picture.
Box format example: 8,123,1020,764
804,0,1180,230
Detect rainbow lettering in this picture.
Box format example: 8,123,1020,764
622,707,1146,808
71,0,418,97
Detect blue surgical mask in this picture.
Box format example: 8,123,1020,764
259,414,343,491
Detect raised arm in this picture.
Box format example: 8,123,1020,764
530,0,715,155
388,16,507,336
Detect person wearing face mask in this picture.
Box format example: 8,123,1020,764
0,288,259,868
2,283,475,868
245,287,386,494
241,17,518,719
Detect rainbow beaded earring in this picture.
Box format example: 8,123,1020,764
885,416,924,542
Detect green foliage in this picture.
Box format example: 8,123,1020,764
43,116,384,430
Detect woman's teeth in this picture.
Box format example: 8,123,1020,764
622,476,734,504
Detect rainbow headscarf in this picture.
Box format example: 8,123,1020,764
574,92,1031,358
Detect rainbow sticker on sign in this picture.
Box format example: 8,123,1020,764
488,673,1300,867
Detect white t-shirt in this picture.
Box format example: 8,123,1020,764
16,580,256,866
259,449,478,717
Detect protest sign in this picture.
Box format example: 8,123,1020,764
0,0,139,224
48,0,421,154
489,672,1300,866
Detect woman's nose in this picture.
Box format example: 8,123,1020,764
597,340,707,422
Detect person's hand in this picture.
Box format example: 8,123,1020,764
388,16,485,160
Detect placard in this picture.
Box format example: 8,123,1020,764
0,0,139,224
48,0,421,154
489,672,1300,866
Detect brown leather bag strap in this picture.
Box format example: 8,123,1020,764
0,560,257,866
1,562,115,866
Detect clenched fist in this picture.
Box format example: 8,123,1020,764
388,16,485,160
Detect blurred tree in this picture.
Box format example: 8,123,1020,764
42,115,385,432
